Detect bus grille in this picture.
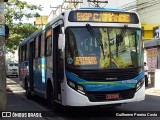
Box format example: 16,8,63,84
12,69,18,71
86,89,135,102
68,68,139,81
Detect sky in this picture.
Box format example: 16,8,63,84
20,0,63,16
19,0,63,23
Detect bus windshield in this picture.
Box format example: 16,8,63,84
65,27,142,69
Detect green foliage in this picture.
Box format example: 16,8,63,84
6,23,38,52
4,0,42,52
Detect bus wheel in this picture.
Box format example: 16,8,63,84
25,81,32,99
47,87,60,112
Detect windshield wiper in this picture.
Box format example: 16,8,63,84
86,24,105,58
115,25,128,57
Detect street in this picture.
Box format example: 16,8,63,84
3,77,160,120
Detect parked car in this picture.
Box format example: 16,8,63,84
6,62,19,77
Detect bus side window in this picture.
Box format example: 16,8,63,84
19,47,22,62
35,37,39,58
26,43,29,60
22,46,24,61
33,38,36,59
22,45,26,61
35,34,42,58
24,44,27,61
38,34,42,57
41,33,45,56
45,28,52,56
45,36,52,56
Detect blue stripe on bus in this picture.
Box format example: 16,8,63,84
66,70,144,91
41,57,45,83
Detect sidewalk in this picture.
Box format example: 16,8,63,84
145,86,160,96
1,78,50,120
6,78,25,93
6,78,52,111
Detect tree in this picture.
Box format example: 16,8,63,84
6,23,38,52
4,0,42,52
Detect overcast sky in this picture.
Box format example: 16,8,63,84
20,0,63,16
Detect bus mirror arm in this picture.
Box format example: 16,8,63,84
59,49,64,59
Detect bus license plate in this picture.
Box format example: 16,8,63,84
106,94,119,100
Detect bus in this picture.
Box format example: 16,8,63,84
19,8,145,110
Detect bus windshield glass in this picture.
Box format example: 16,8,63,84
65,27,142,69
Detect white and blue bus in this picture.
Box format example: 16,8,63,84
19,8,145,110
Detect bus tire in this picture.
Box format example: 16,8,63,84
26,88,32,99
25,79,32,99
47,84,60,112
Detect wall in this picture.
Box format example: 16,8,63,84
142,24,159,41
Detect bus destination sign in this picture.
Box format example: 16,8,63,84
69,11,138,23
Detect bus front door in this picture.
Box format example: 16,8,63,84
53,25,62,101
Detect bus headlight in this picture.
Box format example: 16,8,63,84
77,85,85,94
136,78,144,91
68,80,85,95
68,81,76,89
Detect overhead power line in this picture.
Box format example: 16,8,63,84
119,0,160,11
119,0,160,22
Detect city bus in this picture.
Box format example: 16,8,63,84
19,8,145,111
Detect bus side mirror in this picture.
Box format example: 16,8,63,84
58,34,65,50
58,34,65,59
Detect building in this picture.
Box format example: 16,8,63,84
137,0,160,86
34,16,49,27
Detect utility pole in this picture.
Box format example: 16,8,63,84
0,0,7,111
